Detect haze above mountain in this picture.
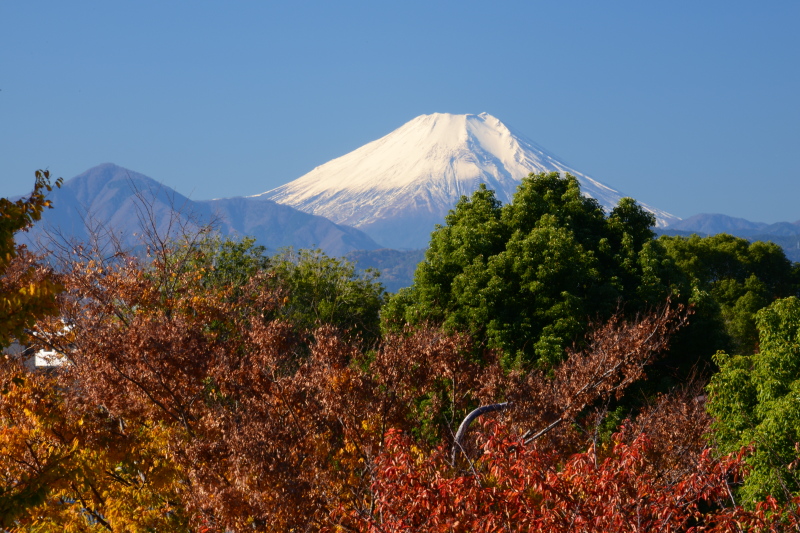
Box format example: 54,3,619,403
259,112,680,249
18,164,381,256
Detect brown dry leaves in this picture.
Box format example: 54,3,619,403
13,243,706,532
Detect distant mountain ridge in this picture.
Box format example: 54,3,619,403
666,213,800,236
661,213,800,262
664,213,800,237
259,112,679,249
17,113,686,256
18,163,382,256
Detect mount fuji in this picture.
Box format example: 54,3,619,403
258,112,679,249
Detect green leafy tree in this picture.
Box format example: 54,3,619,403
179,238,386,348
384,172,668,369
270,248,386,346
198,236,271,290
707,296,800,503
659,233,797,358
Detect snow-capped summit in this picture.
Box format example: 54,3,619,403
258,113,679,249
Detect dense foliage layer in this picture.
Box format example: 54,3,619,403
2,170,800,531
384,173,667,369
659,233,798,359
708,296,800,504
385,172,799,376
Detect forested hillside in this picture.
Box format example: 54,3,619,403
2,171,800,532
660,214,800,263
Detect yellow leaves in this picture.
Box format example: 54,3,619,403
19,282,36,296
0,363,187,529
330,370,352,391
0,254,63,347
410,444,426,466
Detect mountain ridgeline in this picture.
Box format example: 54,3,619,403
259,112,678,249
16,163,382,257
14,113,799,288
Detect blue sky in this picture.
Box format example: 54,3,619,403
2,1,798,223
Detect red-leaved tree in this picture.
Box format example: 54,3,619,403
344,421,800,533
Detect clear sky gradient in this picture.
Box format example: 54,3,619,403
2,1,798,223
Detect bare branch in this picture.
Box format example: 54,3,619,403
451,402,511,465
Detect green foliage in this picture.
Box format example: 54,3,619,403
200,236,271,290
167,237,387,348
270,248,386,346
707,296,800,503
382,173,798,380
659,234,797,358
383,172,667,369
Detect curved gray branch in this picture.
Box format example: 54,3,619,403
452,402,510,465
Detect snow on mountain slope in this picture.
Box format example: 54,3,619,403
258,113,679,249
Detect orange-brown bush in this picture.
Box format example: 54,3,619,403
21,247,503,530
8,237,786,532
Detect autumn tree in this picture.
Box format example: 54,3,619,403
0,360,191,531
7,229,448,530
342,419,800,533
0,170,63,347
0,218,689,532
0,172,193,531
339,363,800,533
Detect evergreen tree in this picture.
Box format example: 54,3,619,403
659,233,797,358
384,172,666,368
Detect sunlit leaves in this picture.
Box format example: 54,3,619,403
708,296,800,504
0,170,63,347
385,172,668,369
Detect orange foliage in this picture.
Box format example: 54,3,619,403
30,248,501,530
7,234,796,531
